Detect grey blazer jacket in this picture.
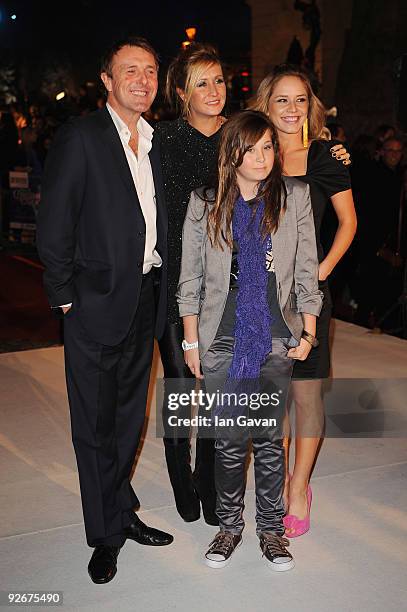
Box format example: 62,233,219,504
177,177,323,360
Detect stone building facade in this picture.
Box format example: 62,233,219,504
247,0,407,136
247,0,352,104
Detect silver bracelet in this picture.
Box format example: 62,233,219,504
182,339,199,351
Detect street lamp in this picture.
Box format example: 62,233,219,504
182,26,197,49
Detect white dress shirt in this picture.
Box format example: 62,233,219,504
107,103,162,274
58,105,163,308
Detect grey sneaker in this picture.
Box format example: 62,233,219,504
259,532,295,571
205,531,242,569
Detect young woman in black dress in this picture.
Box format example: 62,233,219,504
155,44,226,525
253,65,357,536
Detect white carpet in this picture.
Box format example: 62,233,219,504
1,320,406,611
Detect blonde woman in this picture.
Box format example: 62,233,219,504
155,43,227,525
252,64,357,537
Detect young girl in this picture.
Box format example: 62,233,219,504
176,111,322,570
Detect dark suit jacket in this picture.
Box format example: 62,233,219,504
37,107,168,346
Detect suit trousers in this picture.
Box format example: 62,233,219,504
64,272,155,547
202,336,295,535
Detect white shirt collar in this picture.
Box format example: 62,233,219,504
106,103,153,143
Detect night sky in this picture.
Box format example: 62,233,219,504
1,0,251,80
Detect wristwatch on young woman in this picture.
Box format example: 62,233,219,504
182,339,199,351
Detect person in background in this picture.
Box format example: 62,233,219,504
374,124,396,160
356,136,406,327
37,131,54,167
0,110,19,185
15,127,43,175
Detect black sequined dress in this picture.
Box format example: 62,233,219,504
155,118,221,324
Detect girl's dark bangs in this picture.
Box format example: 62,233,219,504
235,118,272,165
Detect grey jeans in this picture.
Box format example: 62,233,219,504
201,336,296,535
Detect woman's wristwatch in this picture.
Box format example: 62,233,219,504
182,339,199,351
301,330,319,348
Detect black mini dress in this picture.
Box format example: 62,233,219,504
293,139,351,379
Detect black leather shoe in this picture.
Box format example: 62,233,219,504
123,515,174,546
88,545,120,584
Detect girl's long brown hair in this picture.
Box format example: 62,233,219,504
251,64,326,140
206,110,286,250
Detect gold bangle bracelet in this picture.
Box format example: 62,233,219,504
301,331,319,348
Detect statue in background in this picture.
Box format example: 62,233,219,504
294,0,321,72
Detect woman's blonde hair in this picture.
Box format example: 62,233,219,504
165,43,223,117
251,64,326,140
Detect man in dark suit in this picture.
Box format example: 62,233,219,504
37,37,173,584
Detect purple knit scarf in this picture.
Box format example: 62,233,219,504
228,195,273,380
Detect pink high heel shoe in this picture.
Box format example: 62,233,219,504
283,485,312,538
